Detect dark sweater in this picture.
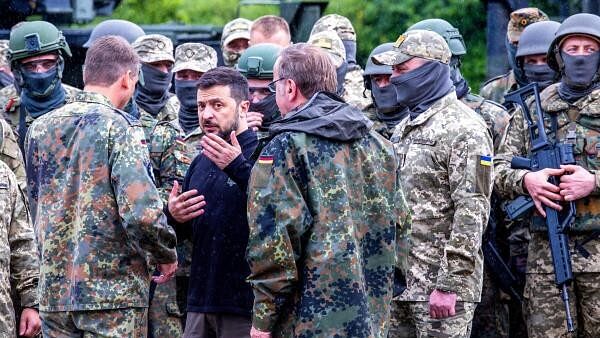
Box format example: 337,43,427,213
167,128,258,316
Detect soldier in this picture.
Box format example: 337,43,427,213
373,30,493,337
0,118,26,190
236,43,282,140
246,43,409,338
0,40,14,89
0,161,40,338
307,31,350,100
515,20,561,91
249,15,291,47
0,21,79,152
25,36,178,337
362,42,409,139
480,7,548,104
133,34,179,123
311,14,371,110
221,18,252,68
494,13,600,338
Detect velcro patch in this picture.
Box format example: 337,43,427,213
258,155,274,164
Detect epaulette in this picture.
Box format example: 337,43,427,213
481,72,511,88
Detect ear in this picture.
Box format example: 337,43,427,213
119,71,131,90
287,79,298,100
239,100,250,116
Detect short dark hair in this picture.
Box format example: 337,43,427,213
83,35,139,86
276,43,337,98
197,66,249,104
251,15,290,39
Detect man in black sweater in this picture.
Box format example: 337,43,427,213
167,67,258,338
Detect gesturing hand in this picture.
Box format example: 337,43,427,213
167,181,205,223
201,131,242,170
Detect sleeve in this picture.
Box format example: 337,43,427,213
109,124,177,264
0,119,27,191
435,127,493,294
154,125,183,204
7,169,39,308
245,137,313,332
493,106,531,199
394,181,412,296
223,154,254,192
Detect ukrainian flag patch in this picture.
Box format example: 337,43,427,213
480,155,492,166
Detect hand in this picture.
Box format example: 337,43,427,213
247,111,264,132
250,326,272,338
201,131,242,170
559,164,596,201
429,289,457,319
19,307,41,337
152,262,178,284
523,168,564,217
167,181,205,223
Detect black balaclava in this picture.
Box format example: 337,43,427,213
0,71,13,88
20,66,65,118
449,56,469,99
342,40,357,66
558,51,600,103
135,63,172,117
370,78,409,129
249,92,280,131
390,60,454,120
522,63,558,90
175,79,200,134
336,61,349,96
505,38,528,87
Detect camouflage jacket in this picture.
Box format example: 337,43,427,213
25,91,177,312
246,92,410,337
363,104,405,140
0,83,80,135
494,84,600,273
139,95,180,124
343,65,371,110
0,118,26,190
166,119,203,187
0,161,38,336
460,92,511,152
480,70,518,105
391,92,493,302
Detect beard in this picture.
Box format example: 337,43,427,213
203,106,241,141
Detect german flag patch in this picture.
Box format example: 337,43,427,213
258,155,274,164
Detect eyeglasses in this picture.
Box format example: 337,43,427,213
21,58,59,73
267,77,286,93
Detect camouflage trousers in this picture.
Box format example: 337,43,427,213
409,301,476,338
40,307,147,337
148,277,184,338
388,299,416,338
523,272,600,338
470,268,509,338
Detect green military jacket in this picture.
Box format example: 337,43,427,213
494,84,600,273
25,91,177,312
480,70,519,105
392,91,493,302
461,92,510,152
0,161,38,336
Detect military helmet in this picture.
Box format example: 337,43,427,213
364,43,394,76
547,13,600,71
372,29,451,66
8,21,71,64
236,43,282,80
516,21,560,60
407,19,466,56
507,7,549,43
173,43,218,73
308,30,346,68
311,14,356,41
83,19,145,48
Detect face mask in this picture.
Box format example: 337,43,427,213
342,40,357,66
21,66,60,98
175,79,200,134
336,61,349,96
370,78,401,113
505,38,528,87
135,63,172,117
0,71,13,88
20,67,65,119
249,92,280,130
390,61,454,119
561,51,600,88
223,49,242,67
523,63,557,90
449,56,469,99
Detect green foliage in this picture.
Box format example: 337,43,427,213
111,0,488,91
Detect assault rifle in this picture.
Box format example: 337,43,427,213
502,83,576,333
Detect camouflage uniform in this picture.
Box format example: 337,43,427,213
480,71,519,105
25,91,178,336
0,118,26,190
310,14,371,110
494,84,600,338
0,161,38,337
246,92,410,337
0,40,12,90
460,93,510,152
